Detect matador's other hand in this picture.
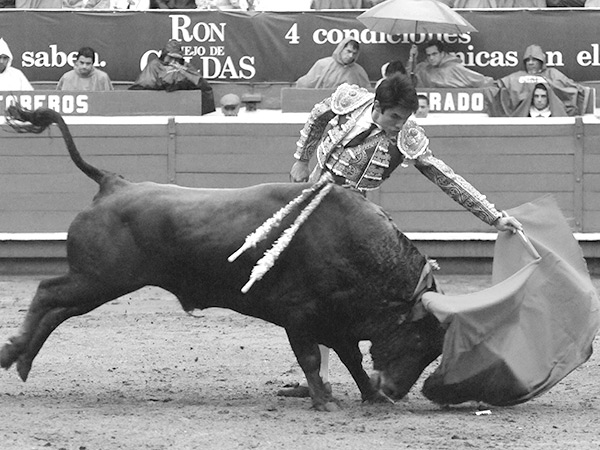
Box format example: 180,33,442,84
494,212,523,234
290,160,310,183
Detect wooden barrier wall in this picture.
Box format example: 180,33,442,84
1,114,599,235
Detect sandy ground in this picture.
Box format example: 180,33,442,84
0,274,599,450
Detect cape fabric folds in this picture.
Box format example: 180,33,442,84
421,195,600,406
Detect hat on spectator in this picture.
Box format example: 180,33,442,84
220,93,241,116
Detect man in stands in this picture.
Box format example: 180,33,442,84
56,47,113,91
295,37,370,89
416,94,430,118
0,38,33,91
413,39,494,89
529,84,553,118
129,39,215,115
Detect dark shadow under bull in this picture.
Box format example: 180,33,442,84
0,106,446,411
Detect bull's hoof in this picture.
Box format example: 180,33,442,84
16,359,32,382
0,340,20,370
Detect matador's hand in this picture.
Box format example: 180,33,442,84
290,160,310,183
398,120,429,159
494,212,523,234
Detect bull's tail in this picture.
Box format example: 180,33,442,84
5,105,106,184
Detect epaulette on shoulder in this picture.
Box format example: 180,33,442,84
331,84,374,115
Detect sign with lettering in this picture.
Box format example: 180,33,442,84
0,91,204,116
1,10,599,84
418,89,486,114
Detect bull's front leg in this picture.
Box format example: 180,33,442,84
332,341,394,405
284,330,340,412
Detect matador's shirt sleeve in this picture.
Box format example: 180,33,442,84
294,96,336,162
414,149,502,226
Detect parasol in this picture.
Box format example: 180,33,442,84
357,0,478,36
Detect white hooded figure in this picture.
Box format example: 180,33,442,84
0,38,34,91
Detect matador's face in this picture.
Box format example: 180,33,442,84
372,101,413,136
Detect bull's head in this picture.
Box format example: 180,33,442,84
370,312,445,401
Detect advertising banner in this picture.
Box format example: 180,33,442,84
0,9,599,85
0,90,204,115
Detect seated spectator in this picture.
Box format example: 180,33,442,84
296,37,370,89
0,38,33,91
129,39,216,115
416,94,430,118
56,47,113,91
220,93,241,116
0,0,15,6
414,39,494,88
528,83,558,118
485,44,592,117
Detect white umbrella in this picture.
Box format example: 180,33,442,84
357,0,477,35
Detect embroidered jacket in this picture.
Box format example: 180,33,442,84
294,83,502,226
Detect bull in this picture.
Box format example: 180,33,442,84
0,106,445,411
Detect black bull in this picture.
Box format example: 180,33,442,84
0,107,445,411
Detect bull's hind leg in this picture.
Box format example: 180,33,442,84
0,273,138,381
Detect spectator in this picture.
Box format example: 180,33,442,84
296,37,370,89
0,0,15,6
0,38,33,91
528,84,555,118
129,39,216,115
283,75,522,398
485,44,592,117
56,47,113,91
416,94,430,118
414,39,494,88
220,93,241,116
